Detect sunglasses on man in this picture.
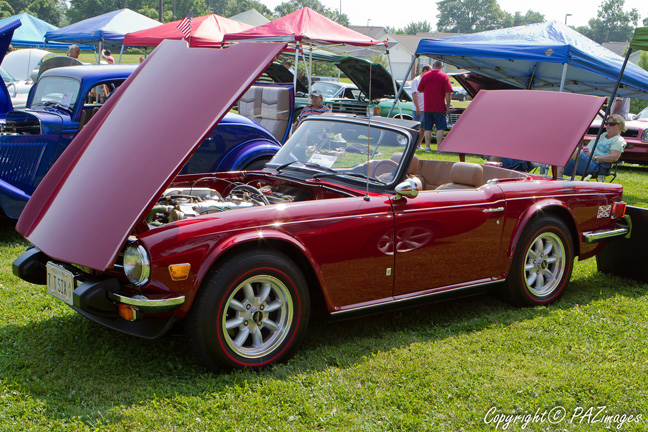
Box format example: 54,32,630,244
605,122,619,126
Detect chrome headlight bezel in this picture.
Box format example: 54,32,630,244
123,244,151,287
641,128,648,142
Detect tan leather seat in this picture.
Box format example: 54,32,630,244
436,162,484,190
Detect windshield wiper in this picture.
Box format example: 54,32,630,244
305,162,337,174
312,171,387,185
37,101,72,113
275,160,300,173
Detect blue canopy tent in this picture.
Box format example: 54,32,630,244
45,9,160,63
0,13,92,51
407,21,648,100
0,18,21,115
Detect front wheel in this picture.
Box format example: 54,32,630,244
503,216,574,306
186,250,310,370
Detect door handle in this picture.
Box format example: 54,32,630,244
483,207,504,213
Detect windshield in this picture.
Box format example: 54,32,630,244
312,82,346,98
636,106,648,120
268,117,411,185
31,76,81,111
0,67,16,85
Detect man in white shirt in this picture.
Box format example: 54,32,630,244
410,65,431,148
612,97,630,120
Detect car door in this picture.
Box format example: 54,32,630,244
392,184,506,297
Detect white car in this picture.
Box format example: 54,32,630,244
1,66,31,108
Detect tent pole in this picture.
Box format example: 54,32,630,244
579,48,633,181
118,45,125,64
97,41,102,64
559,63,568,92
294,41,299,97
385,48,403,118
389,54,416,117
308,45,313,94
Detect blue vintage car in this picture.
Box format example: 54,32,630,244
0,25,284,219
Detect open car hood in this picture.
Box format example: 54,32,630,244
439,90,604,167
334,57,411,102
16,40,286,271
452,72,519,99
263,63,308,94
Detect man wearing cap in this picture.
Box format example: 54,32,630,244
296,90,331,128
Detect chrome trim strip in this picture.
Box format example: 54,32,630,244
108,292,185,308
331,279,500,316
583,226,630,243
483,207,504,213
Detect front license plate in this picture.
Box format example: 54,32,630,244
46,262,75,306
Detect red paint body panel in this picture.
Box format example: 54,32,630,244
440,90,605,167
16,40,286,271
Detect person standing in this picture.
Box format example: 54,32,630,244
410,64,431,148
102,49,115,64
611,97,630,120
417,60,452,150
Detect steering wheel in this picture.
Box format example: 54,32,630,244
370,159,399,178
227,184,270,206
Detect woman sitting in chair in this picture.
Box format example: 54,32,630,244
558,114,626,177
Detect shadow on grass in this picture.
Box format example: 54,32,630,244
1,259,647,426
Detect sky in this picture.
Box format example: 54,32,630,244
260,0,646,31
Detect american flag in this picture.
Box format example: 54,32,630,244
177,11,193,40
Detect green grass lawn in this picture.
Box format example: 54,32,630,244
1,160,648,430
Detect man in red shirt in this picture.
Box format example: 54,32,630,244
417,60,452,150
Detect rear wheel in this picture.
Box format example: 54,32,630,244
186,250,310,370
503,216,574,306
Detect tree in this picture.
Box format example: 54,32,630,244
577,0,638,43
0,1,14,19
437,0,509,33
503,10,545,28
274,0,349,26
394,20,432,35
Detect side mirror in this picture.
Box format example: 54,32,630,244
393,179,419,201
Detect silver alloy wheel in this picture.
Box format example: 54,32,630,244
523,232,566,297
222,275,293,358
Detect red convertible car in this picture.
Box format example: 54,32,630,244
12,41,630,371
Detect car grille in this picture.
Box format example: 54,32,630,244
0,141,46,192
330,102,368,116
586,126,639,139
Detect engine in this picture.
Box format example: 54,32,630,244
0,111,42,135
148,184,296,226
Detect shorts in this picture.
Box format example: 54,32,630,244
423,112,447,131
412,111,422,123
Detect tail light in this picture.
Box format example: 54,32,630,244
612,202,626,219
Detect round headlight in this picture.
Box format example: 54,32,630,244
123,244,150,286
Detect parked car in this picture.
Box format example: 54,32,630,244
1,48,55,82
1,66,31,108
0,63,282,219
12,41,630,372
585,106,648,165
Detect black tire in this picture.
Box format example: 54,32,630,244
503,216,574,306
243,157,271,171
186,250,310,370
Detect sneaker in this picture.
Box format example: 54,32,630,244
426,147,432,152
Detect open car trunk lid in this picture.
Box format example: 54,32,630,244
16,40,286,271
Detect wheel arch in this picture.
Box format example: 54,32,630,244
196,233,328,315
507,201,580,262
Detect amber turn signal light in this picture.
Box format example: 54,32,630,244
169,263,191,281
118,304,140,321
